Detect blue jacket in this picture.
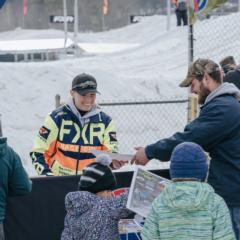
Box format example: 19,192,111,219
145,83,240,207
0,138,32,223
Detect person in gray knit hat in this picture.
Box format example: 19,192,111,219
61,154,132,240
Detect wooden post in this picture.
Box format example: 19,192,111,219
187,94,198,122
55,94,61,108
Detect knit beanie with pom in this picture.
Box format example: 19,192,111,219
78,154,117,193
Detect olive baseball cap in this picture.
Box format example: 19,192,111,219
180,58,220,87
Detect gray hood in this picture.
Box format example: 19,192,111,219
205,82,240,105
161,182,214,211
67,98,102,126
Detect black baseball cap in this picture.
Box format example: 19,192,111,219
72,73,100,95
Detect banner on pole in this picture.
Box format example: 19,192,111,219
23,0,27,16
102,0,109,15
189,0,227,25
0,0,6,9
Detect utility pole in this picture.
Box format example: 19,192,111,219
73,0,79,56
166,0,171,31
63,0,68,49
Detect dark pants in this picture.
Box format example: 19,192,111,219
0,224,5,240
229,207,240,240
175,9,188,26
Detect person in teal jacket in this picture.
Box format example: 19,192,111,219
142,142,235,240
0,137,32,240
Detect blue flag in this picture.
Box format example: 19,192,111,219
189,0,227,25
0,0,6,9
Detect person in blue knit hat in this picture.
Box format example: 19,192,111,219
142,142,235,240
170,141,208,181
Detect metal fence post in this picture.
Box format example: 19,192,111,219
55,94,61,108
188,24,194,63
73,0,79,57
166,0,171,31
63,0,68,49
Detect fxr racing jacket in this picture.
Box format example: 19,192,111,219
30,100,118,176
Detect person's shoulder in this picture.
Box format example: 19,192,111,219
205,92,237,107
65,191,98,213
203,183,225,206
0,139,22,167
208,190,228,214
0,138,16,154
0,137,7,148
202,96,238,118
99,111,113,122
49,104,70,120
223,69,240,83
228,68,240,75
0,138,12,158
66,191,97,205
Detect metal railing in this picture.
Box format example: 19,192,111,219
55,95,189,153
100,99,188,153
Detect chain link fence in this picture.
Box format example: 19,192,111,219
193,0,240,63
100,99,188,154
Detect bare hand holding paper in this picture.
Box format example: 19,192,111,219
90,150,133,169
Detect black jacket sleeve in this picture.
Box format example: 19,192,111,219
145,99,232,161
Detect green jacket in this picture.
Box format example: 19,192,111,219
142,181,235,240
0,138,32,223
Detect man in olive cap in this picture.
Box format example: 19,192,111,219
179,58,222,104
132,58,240,239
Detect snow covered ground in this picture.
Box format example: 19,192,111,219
0,12,239,176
